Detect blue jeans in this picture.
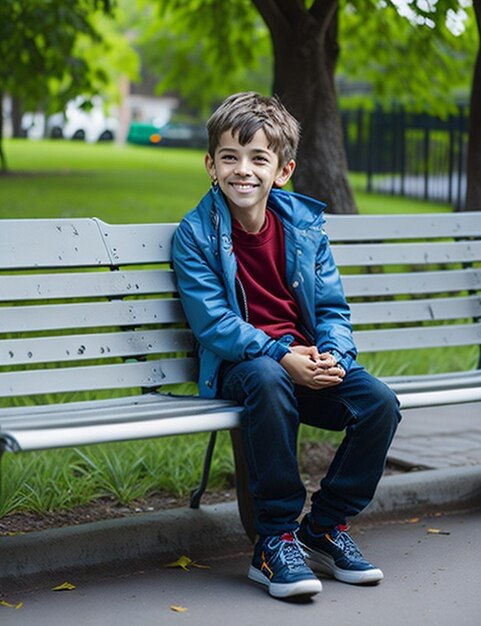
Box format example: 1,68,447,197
219,356,401,537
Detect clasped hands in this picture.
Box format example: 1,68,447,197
280,345,345,389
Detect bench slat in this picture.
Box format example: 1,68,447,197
0,329,194,366
0,219,178,269
0,358,197,397
94,219,177,265
354,322,481,352
0,270,177,302
332,240,481,266
0,394,237,427
342,268,481,297
325,212,481,241
2,408,242,452
0,298,185,333
0,219,110,269
384,369,481,394
350,294,481,324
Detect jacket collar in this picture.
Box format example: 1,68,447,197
199,186,327,233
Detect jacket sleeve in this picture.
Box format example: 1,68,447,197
314,230,357,372
172,221,292,363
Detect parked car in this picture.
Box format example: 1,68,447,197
48,97,118,142
127,119,207,149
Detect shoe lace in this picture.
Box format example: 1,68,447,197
334,527,364,560
276,533,308,570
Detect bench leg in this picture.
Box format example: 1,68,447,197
190,431,217,509
230,429,256,543
0,442,4,509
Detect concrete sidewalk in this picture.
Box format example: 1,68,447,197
388,401,481,470
1,401,480,590
2,510,480,626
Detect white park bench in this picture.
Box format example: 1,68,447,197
1,212,480,540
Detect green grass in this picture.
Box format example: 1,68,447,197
0,139,450,221
348,172,449,215
0,139,465,520
0,433,236,518
0,139,207,222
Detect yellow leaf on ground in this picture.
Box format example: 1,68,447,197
51,582,76,591
427,528,450,535
0,600,23,609
165,555,210,571
170,604,188,612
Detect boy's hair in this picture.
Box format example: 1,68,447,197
207,92,300,166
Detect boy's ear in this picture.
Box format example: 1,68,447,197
274,159,296,188
205,153,216,180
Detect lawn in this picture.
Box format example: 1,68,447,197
0,139,460,520
0,139,449,221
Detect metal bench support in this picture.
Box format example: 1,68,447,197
190,431,218,509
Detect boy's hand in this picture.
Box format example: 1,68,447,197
313,351,345,387
280,347,345,389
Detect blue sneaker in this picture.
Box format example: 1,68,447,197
298,516,384,585
248,532,322,599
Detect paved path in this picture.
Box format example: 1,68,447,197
1,509,480,626
388,401,481,470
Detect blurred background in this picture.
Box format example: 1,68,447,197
1,0,479,218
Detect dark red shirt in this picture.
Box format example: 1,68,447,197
231,209,307,345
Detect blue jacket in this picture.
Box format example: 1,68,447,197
172,186,357,398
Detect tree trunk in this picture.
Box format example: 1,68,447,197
11,97,24,138
466,0,481,211
0,93,8,173
253,0,357,213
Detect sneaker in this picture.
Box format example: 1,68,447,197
298,516,384,585
248,532,323,599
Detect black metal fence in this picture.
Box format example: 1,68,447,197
342,106,469,210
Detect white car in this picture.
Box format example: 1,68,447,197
51,98,118,142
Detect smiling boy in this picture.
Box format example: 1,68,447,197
172,92,401,600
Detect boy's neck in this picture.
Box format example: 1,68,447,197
229,205,267,234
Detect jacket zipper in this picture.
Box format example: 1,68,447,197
235,277,249,322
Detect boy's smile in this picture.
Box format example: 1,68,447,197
205,129,295,233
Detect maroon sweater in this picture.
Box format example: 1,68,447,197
231,209,307,345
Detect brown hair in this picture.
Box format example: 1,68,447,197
206,92,300,166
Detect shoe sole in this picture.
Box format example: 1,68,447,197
248,566,322,598
305,550,384,585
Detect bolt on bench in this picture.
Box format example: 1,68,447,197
1,212,480,540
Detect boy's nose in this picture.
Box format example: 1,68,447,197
234,159,252,176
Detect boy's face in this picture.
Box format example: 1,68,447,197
205,128,295,223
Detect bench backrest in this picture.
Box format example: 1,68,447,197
325,212,481,354
0,219,194,402
1,213,480,404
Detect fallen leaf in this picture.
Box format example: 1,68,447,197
170,604,188,612
0,600,23,609
165,555,210,571
407,518,420,523
51,582,76,591
427,528,450,535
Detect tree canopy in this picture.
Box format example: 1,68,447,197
1,0,478,209
139,0,476,211
0,0,138,171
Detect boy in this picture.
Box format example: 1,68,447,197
172,92,401,600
